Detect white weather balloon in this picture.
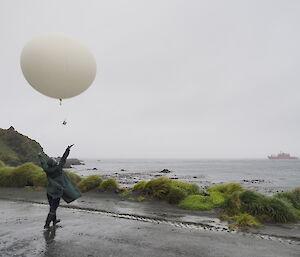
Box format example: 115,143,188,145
20,33,96,99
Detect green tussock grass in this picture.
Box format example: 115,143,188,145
0,162,82,189
208,183,244,196
0,162,47,187
77,175,102,192
0,160,5,168
232,213,261,228
133,181,147,191
25,186,44,191
178,183,241,211
0,166,14,179
243,197,298,223
274,188,300,210
99,178,119,191
144,177,170,199
137,196,145,202
178,195,215,210
223,189,299,223
118,188,132,198
134,177,201,204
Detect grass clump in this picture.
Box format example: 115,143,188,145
208,183,244,196
0,166,14,182
144,177,171,199
0,160,5,168
223,189,299,223
0,163,46,187
171,180,200,195
77,175,102,192
232,213,261,228
0,162,82,189
136,177,201,204
99,178,119,192
209,191,226,206
133,181,147,192
166,184,189,204
178,183,243,212
137,196,145,202
118,189,132,198
178,195,215,210
223,191,243,215
244,197,298,223
274,188,300,210
25,186,44,191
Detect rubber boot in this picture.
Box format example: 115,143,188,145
44,213,54,229
53,214,61,226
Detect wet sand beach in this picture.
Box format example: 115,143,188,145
0,188,299,257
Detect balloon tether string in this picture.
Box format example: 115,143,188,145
59,99,68,125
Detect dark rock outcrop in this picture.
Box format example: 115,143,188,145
160,169,172,173
53,157,85,168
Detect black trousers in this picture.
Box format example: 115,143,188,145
47,194,60,214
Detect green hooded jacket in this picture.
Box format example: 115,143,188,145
39,147,81,203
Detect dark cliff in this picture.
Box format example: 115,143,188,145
0,127,48,166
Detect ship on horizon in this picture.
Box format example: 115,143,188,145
268,152,298,160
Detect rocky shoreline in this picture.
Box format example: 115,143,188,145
71,167,283,196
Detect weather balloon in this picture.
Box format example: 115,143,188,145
20,33,96,99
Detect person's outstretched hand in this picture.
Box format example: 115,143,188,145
67,144,74,149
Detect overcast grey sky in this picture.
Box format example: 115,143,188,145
1,0,300,158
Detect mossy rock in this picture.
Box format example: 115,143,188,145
99,178,119,192
77,175,102,192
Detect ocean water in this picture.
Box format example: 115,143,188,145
70,159,300,194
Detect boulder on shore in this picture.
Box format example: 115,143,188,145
54,157,85,168
160,169,172,173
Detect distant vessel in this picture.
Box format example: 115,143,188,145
268,152,298,160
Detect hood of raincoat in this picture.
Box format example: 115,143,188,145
47,158,57,167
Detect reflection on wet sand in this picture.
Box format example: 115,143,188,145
43,226,56,256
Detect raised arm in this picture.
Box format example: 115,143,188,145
58,145,74,169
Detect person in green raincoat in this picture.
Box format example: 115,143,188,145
38,144,81,229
